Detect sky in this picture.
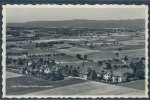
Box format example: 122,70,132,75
6,7,146,23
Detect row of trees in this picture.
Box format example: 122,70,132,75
76,54,87,60
35,41,64,49
29,53,66,57
7,52,28,56
6,57,27,65
7,30,20,37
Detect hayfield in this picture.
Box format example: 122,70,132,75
57,47,100,55
6,71,24,78
118,80,145,90
6,72,88,95
7,48,59,54
24,80,145,96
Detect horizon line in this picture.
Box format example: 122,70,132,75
7,18,145,24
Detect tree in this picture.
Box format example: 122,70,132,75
50,71,57,81
98,61,103,66
107,77,112,84
56,69,64,80
82,55,87,67
130,62,136,74
85,41,88,46
67,69,72,76
136,60,144,69
77,66,80,70
18,59,24,65
124,56,128,61
72,67,79,77
89,43,94,48
130,60,145,79
125,72,133,82
98,75,103,81
105,62,112,69
115,53,119,56
51,60,55,65
39,58,43,63
87,67,92,73
12,59,17,63
141,57,145,60
90,70,97,80
118,48,122,51
135,69,145,79
6,57,12,64
76,54,82,59
84,55,87,60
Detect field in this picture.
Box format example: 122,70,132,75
118,80,145,90
6,72,145,96
6,30,145,63
6,71,24,78
6,72,88,95
25,81,145,96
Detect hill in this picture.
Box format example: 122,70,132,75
7,19,145,29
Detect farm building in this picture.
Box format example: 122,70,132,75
44,68,51,74
103,68,133,83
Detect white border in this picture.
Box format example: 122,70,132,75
2,5,149,98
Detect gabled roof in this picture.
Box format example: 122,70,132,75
113,68,133,76
29,62,38,67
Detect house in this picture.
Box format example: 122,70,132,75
103,71,112,82
112,75,127,83
111,59,125,67
28,61,32,66
112,76,117,83
118,75,127,82
44,68,51,74
102,68,133,83
82,72,88,79
25,70,28,74
122,60,127,65
39,65,51,74
111,68,133,83
103,70,113,82
39,67,44,73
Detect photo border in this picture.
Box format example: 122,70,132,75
0,0,150,99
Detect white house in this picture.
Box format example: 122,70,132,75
103,72,112,82
118,75,127,83
44,68,51,74
111,70,128,83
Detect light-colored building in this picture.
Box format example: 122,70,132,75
103,72,112,82
44,68,51,74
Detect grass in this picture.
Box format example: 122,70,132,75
6,71,24,78
56,46,100,55
25,80,145,95
118,80,145,90
6,72,88,95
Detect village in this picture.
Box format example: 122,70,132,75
6,26,145,84
6,54,145,84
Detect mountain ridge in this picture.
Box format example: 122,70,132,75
7,19,145,29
